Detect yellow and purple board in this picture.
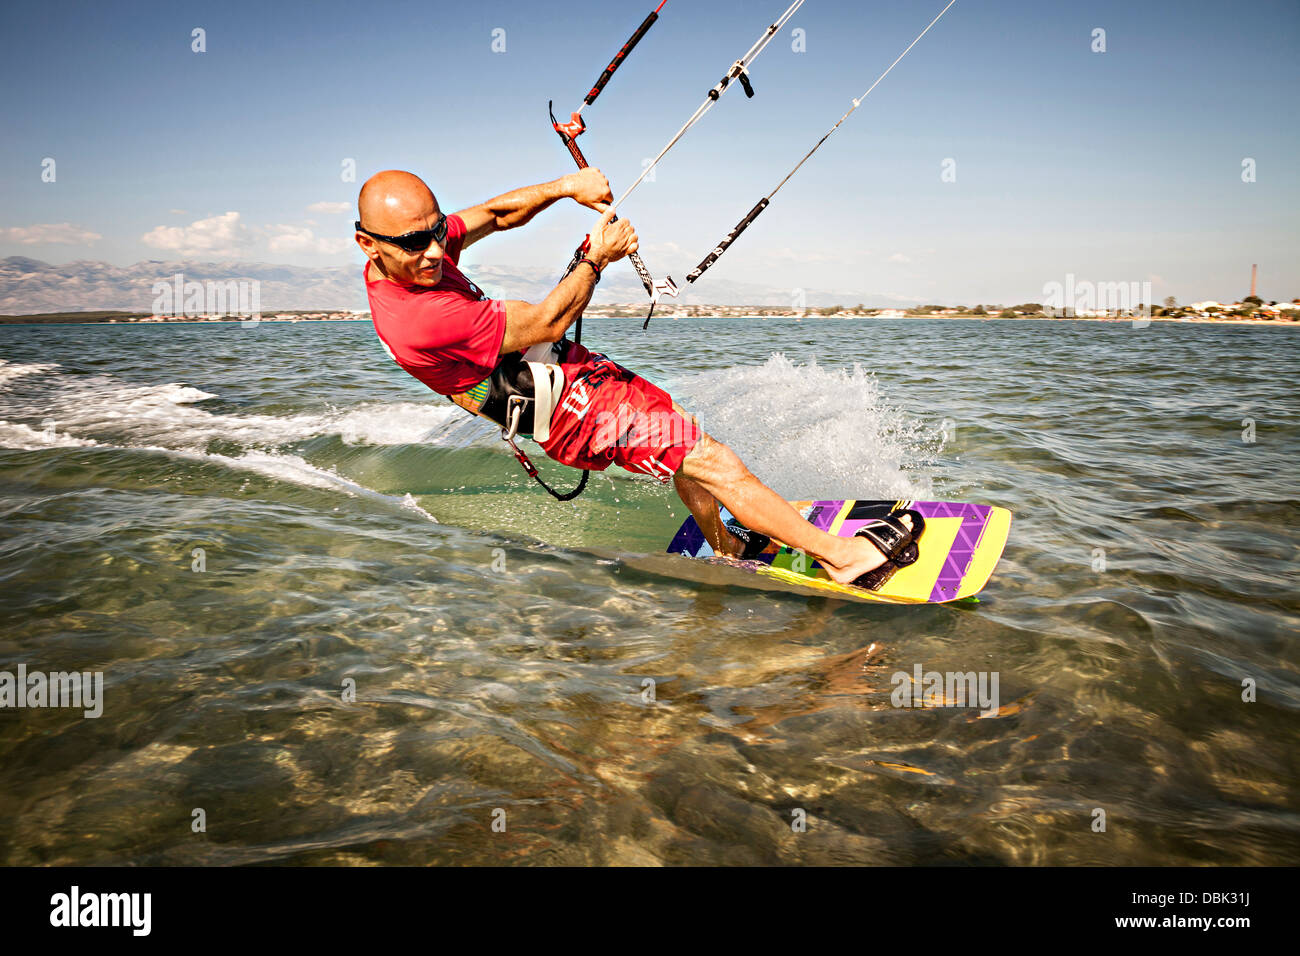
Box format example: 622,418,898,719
666,499,1012,605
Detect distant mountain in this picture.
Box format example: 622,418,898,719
0,256,880,313
0,257,365,314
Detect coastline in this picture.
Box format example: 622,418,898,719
0,312,1295,328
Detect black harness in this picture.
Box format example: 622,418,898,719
478,349,543,435
467,339,591,502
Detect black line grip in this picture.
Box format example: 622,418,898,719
686,198,770,283
585,11,660,105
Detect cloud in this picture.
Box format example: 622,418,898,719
266,224,349,255
766,246,865,265
642,239,685,257
307,201,351,214
2,223,102,245
886,253,912,264
141,212,352,260
141,212,251,257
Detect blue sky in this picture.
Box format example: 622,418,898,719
1,0,1297,305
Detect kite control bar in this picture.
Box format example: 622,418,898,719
550,2,678,328
550,103,679,331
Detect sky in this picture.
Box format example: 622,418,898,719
1,0,1297,306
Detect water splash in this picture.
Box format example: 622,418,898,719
672,353,933,500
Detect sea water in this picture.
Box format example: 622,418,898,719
0,317,1296,864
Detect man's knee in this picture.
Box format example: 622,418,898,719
680,431,748,485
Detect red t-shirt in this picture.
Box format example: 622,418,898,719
365,213,507,395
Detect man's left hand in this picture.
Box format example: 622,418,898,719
567,167,614,211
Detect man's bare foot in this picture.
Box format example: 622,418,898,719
715,534,744,559
820,514,914,585
716,523,770,560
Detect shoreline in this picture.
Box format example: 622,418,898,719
586,314,1299,327
0,313,1295,328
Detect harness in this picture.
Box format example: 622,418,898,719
456,340,590,501
476,341,565,443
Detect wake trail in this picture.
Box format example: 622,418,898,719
0,360,443,523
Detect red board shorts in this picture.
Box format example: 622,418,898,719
539,341,701,482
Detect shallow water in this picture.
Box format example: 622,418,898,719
1,317,1296,865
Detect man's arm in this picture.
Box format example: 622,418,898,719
456,168,613,250
499,207,636,354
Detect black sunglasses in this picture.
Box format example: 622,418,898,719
355,213,448,253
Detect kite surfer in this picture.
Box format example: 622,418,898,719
355,168,920,588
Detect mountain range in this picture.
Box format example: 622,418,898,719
0,256,880,314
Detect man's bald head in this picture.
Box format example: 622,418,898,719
357,170,439,234
355,170,449,287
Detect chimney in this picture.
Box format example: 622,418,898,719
1251,263,1258,298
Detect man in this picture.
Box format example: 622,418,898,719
355,168,918,588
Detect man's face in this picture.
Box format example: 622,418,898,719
357,202,448,287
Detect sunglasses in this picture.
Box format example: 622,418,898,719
355,213,448,253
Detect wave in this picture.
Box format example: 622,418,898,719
0,352,935,508
0,359,62,388
0,419,99,450
0,362,467,452
193,449,439,522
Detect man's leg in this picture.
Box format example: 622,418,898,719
560,371,908,582
672,470,738,556
667,402,741,557
675,430,911,585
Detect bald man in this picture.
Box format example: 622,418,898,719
355,168,920,589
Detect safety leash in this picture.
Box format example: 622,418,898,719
504,432,589,501
497,342,591,501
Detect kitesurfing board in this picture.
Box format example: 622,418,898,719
666,499,1012,605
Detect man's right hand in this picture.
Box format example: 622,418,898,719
587,206,638,267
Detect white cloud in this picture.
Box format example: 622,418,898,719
886,253,913,264
642,240,685,257
2,222,102,245
766,246,864,265
266,224,349,255
307,201,351,214
141,211,251,257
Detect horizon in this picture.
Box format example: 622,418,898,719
3,253,1293,316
